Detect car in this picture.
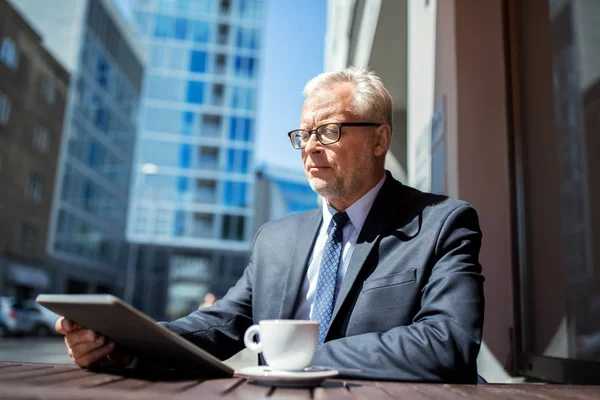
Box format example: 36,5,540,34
0,297,19,338
12,300,60,337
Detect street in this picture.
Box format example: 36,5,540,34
0,337,71,364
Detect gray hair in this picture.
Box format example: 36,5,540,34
303,67,393,131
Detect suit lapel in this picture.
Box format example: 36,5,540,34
328,173,408,331
278,209,322,319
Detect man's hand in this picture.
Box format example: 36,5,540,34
55,316,130,368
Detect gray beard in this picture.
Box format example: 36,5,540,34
307,164,372,205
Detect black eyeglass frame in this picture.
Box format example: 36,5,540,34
287,122,381,149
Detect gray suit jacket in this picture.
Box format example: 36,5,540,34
161,172,485,383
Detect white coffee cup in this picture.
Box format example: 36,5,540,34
243,320,319,371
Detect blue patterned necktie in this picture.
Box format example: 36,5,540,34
312,211,350,345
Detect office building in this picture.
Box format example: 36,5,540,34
126,0,265,319
11,0,145,295
0,0,69,299
253,164,318,231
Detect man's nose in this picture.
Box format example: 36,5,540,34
304,132,322,153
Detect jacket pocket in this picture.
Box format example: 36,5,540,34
361,268,417,292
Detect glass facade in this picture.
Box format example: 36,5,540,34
51,1,142,269
129,0,263,246
519,0,600,367
126,0,264,317
272,179,318,214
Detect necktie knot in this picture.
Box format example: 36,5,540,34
331,212,350,229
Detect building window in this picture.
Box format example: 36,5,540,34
192,213,213,238
0,37,18,70
223,180,247,207
217,24,229,45
226,148,250,173
222,214,245,240
236,28,259,50
201,115,221,137
134,207,148,234
212,84,224,106
193,21,210,43
154,209,171,235
0,93,11,125
33,126,50,152
20,223,37,250
229,117,252,141
231,87,253,110
186,81,205,104
40,79,57,105
215,54,226,74
174,17,188,40
234,56,256,78
25,174,44,202
220,0,230,15
96,57,110,89
189,51,207,73
198,147,219,170
195,179,216,202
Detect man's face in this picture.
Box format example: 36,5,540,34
300,84,379,204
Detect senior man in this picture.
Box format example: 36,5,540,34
57,67,485,383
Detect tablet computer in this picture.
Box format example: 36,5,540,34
36,294,234,378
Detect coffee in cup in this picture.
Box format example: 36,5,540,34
243,320,319,371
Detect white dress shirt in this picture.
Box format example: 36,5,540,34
294,175,387,320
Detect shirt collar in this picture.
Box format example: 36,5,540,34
321,174,387,233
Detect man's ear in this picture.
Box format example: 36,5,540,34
373,124,392,157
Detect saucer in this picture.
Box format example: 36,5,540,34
238,366,339,387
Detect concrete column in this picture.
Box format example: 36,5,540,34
434,0,515,372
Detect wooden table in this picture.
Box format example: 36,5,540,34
1,361,599,399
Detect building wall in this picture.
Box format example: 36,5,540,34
0,0,69,298
434,0,515,374
50,0,143,295
13,0,145,295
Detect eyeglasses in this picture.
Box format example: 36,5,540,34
287,122,381,149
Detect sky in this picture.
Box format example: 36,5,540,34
254,0,327,172
113,0,327,173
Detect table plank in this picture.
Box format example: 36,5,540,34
91,376,155,391
0,363,26,371
0,364,55,379
172,377,248,399
0,362,24,369
344,381,394,400
267,387,313,400
23,367,94,385
314,381,352,400
224,381,275,400
531,385,600,400
477,384,573,399
480,384,600,400
140,379,204,394
375,382,450,400
0,384,178,400
59,371,127,388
